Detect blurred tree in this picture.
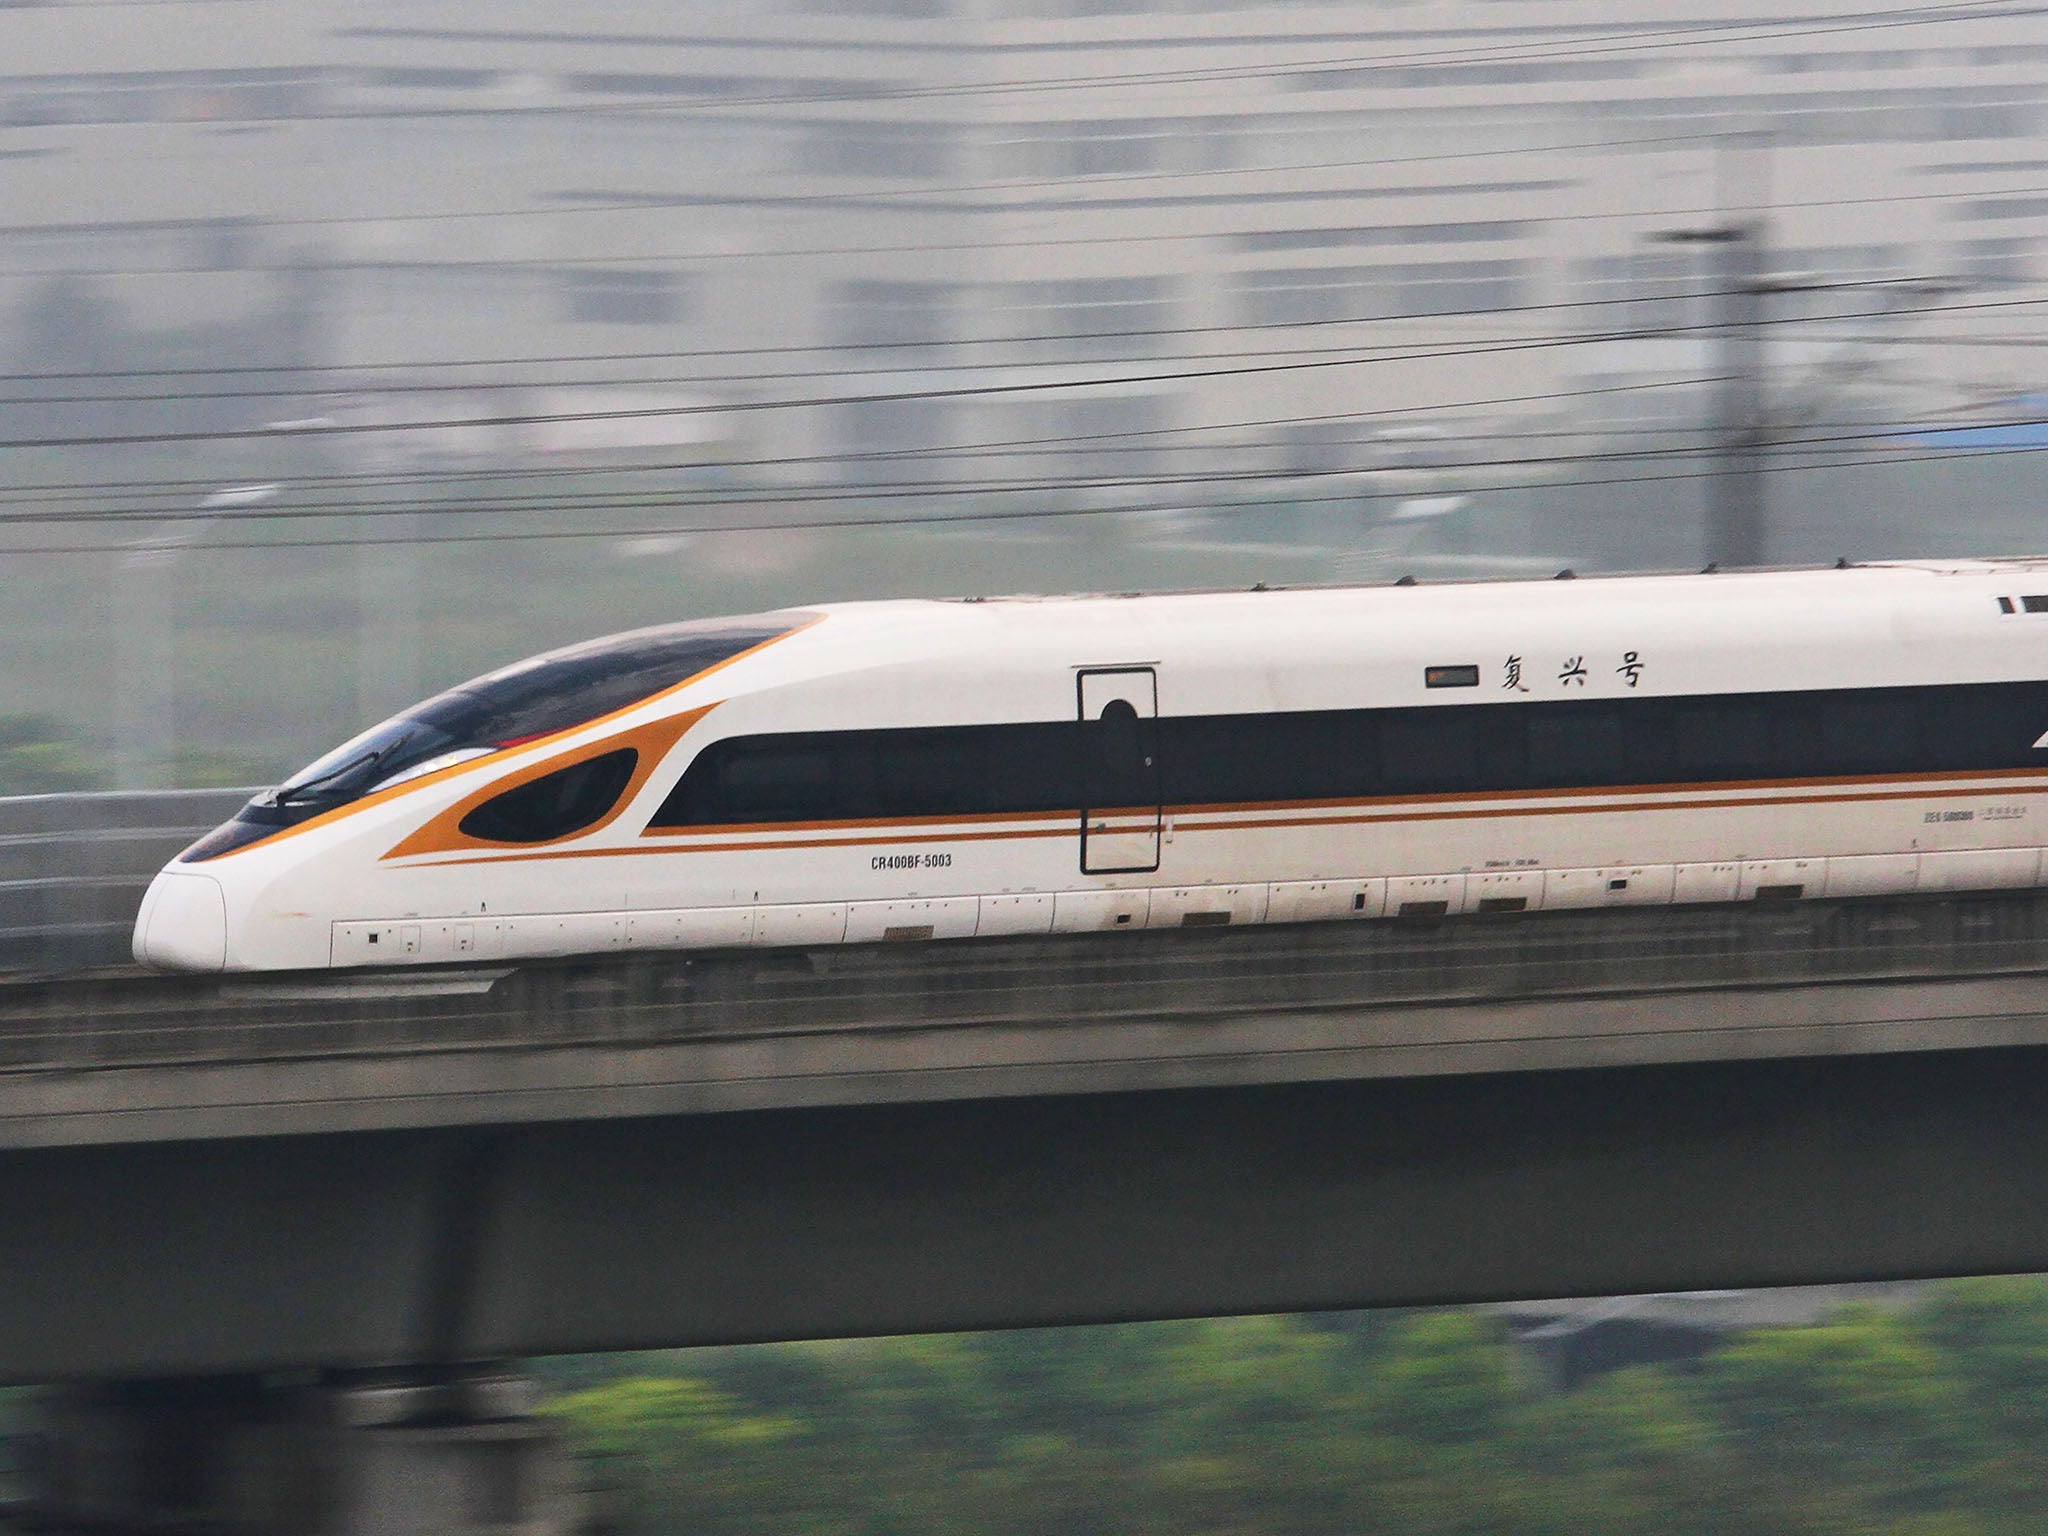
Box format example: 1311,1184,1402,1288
544,1375,803,1536
1915,1276,2048,1526
1363,1311,1527,1446
537,1286,2048,1536
1703,1306,1965,1524
1916,1275,2048,1435
1506,1365,1771,1536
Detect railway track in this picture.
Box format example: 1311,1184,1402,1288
5,891,2048,1075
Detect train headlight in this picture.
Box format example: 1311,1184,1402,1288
133,871,228,972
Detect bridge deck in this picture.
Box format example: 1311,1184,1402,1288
14,802,2048,1380
7,893,2048,1147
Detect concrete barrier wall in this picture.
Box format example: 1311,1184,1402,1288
0,790,250,974
9,893,2048,1150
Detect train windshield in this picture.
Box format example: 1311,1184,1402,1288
181,612,808,860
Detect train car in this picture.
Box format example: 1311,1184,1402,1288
134,559,2048,972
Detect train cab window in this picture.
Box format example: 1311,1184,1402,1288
423,617,803,757
203,612,809,854
457,749,639,843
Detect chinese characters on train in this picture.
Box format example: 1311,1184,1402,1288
1502,652,1645,692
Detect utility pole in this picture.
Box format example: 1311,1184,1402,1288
1655,220,1770,569
1708,223,1768,568
1653,221,1960,570
1653,132,1774,568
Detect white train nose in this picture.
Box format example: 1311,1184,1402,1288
134,871,228,972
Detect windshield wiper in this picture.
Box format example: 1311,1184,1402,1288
273,736,409,806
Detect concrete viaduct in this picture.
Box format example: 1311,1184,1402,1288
6,791,2048,1528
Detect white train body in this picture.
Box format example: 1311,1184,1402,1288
135,560,2048,972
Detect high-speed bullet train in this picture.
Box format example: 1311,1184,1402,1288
134,558,2048,972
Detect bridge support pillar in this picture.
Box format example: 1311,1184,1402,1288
25,1369,578,1534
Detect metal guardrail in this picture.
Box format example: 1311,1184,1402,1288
4,892,2048,1077
0,789,249,974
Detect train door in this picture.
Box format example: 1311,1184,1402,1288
1078,667,1161,874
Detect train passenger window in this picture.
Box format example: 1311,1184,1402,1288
1621,706,1676,783
1156,712,1377,805
456,749,638,843
1819,692,1916,773
1672,701,1773,780
985,723,1083,812
1526,707,1623,786
712,739,839,820
1279,712,1376,801
657,735,843,824
1921,682,2048,770
636,678,2048,835
1382,711,1477,791
873,730,989,817
1155,717,1250,803
653,723,1086,827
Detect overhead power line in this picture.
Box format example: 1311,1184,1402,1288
0,431,2042,557
0,409,2026,527
0,410,2033,528
0,288,2036,453
0,374,1741,505
0,277,1955,407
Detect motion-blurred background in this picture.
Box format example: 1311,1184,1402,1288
3,0,2046,785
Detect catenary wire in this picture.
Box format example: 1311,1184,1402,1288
2,418,2040,532
0,288,2038,451
0,402,2022,521
0,374,1743,504
0,279,1950,408
8,435,2048,556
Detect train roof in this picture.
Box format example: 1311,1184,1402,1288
790,558,2048,634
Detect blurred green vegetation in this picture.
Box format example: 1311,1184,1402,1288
540,1279,2048,1536
163,744,273,790
0,715,102,795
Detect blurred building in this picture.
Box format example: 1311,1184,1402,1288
2,0,2046,499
